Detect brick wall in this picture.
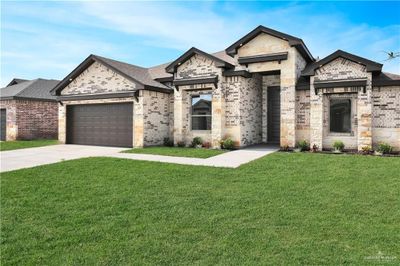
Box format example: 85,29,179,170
61,61,137,95
295,89,310,143
372,86,400,151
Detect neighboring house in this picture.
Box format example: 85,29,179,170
51,25,400,151
0,79,59,141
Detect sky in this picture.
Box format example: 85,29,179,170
1,1,400,87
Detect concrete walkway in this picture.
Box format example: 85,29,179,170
113,144,278,168
1,144,278,172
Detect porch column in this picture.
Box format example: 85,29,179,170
133,90,144,148
357,74,373,150
58,102,66,143
309,76,323,150
173,87,184,145
280,69,297,147
211,83,225,148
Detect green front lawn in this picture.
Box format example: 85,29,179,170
124,146,226,158
0,139,59,151
1,153,399,265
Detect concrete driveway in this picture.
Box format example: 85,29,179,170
0,145,127,172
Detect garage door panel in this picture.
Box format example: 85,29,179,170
66,103,133,147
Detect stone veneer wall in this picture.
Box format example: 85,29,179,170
0,100,17,141
372,86,400,151
176,54,220,79
61,61,137,95
223,76,241,144
0,99,57,140
295,89,310,143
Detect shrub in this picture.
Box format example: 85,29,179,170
221,138,235,150
297,140,309,151
311,144,319,152
202,141,211,149
377,142,392,154
332,140,345,152
191,137,203,147
177,141,186,147
280,145,290,151
163,138,174,147
361,145,372,154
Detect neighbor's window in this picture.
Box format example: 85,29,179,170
191,94,212,130
330,99,351,133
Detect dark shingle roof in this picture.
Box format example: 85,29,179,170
1,79,59,101
6,78,29,87
372,72,400,86
302,50,383,76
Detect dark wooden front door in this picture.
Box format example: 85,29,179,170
267,87,281,143
0,109,6,141
66,103,133,147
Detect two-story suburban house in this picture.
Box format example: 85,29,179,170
51,25,400,151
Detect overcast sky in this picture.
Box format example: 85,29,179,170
1,1,399,86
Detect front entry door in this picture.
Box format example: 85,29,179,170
267,87,281,143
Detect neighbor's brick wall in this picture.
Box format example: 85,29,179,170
372,86,400,151
61,61,137,95
0,100,17,141
0,99,57,140
15,100,58,140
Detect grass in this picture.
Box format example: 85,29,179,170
0,139,59,151
1,153,399,265
124,146,226,158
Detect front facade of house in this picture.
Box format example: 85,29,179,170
0,79,59,141
52,26,400,151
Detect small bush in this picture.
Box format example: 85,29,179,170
191,137,203,147
332,140,345,152
311,144,319,152
280,145,290,151
177,141,186,147
297,140,309,151
377,142,393,154
202,142,211,149
361,145,372,154
163,138,174,147
221,138,235,150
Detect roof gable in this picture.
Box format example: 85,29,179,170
6,78,29,87
51,55,171,96
225,25,314,63
302,50,382,76
165,47,234,74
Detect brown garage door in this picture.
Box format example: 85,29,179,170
0,109,6,141
66,103,133,147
